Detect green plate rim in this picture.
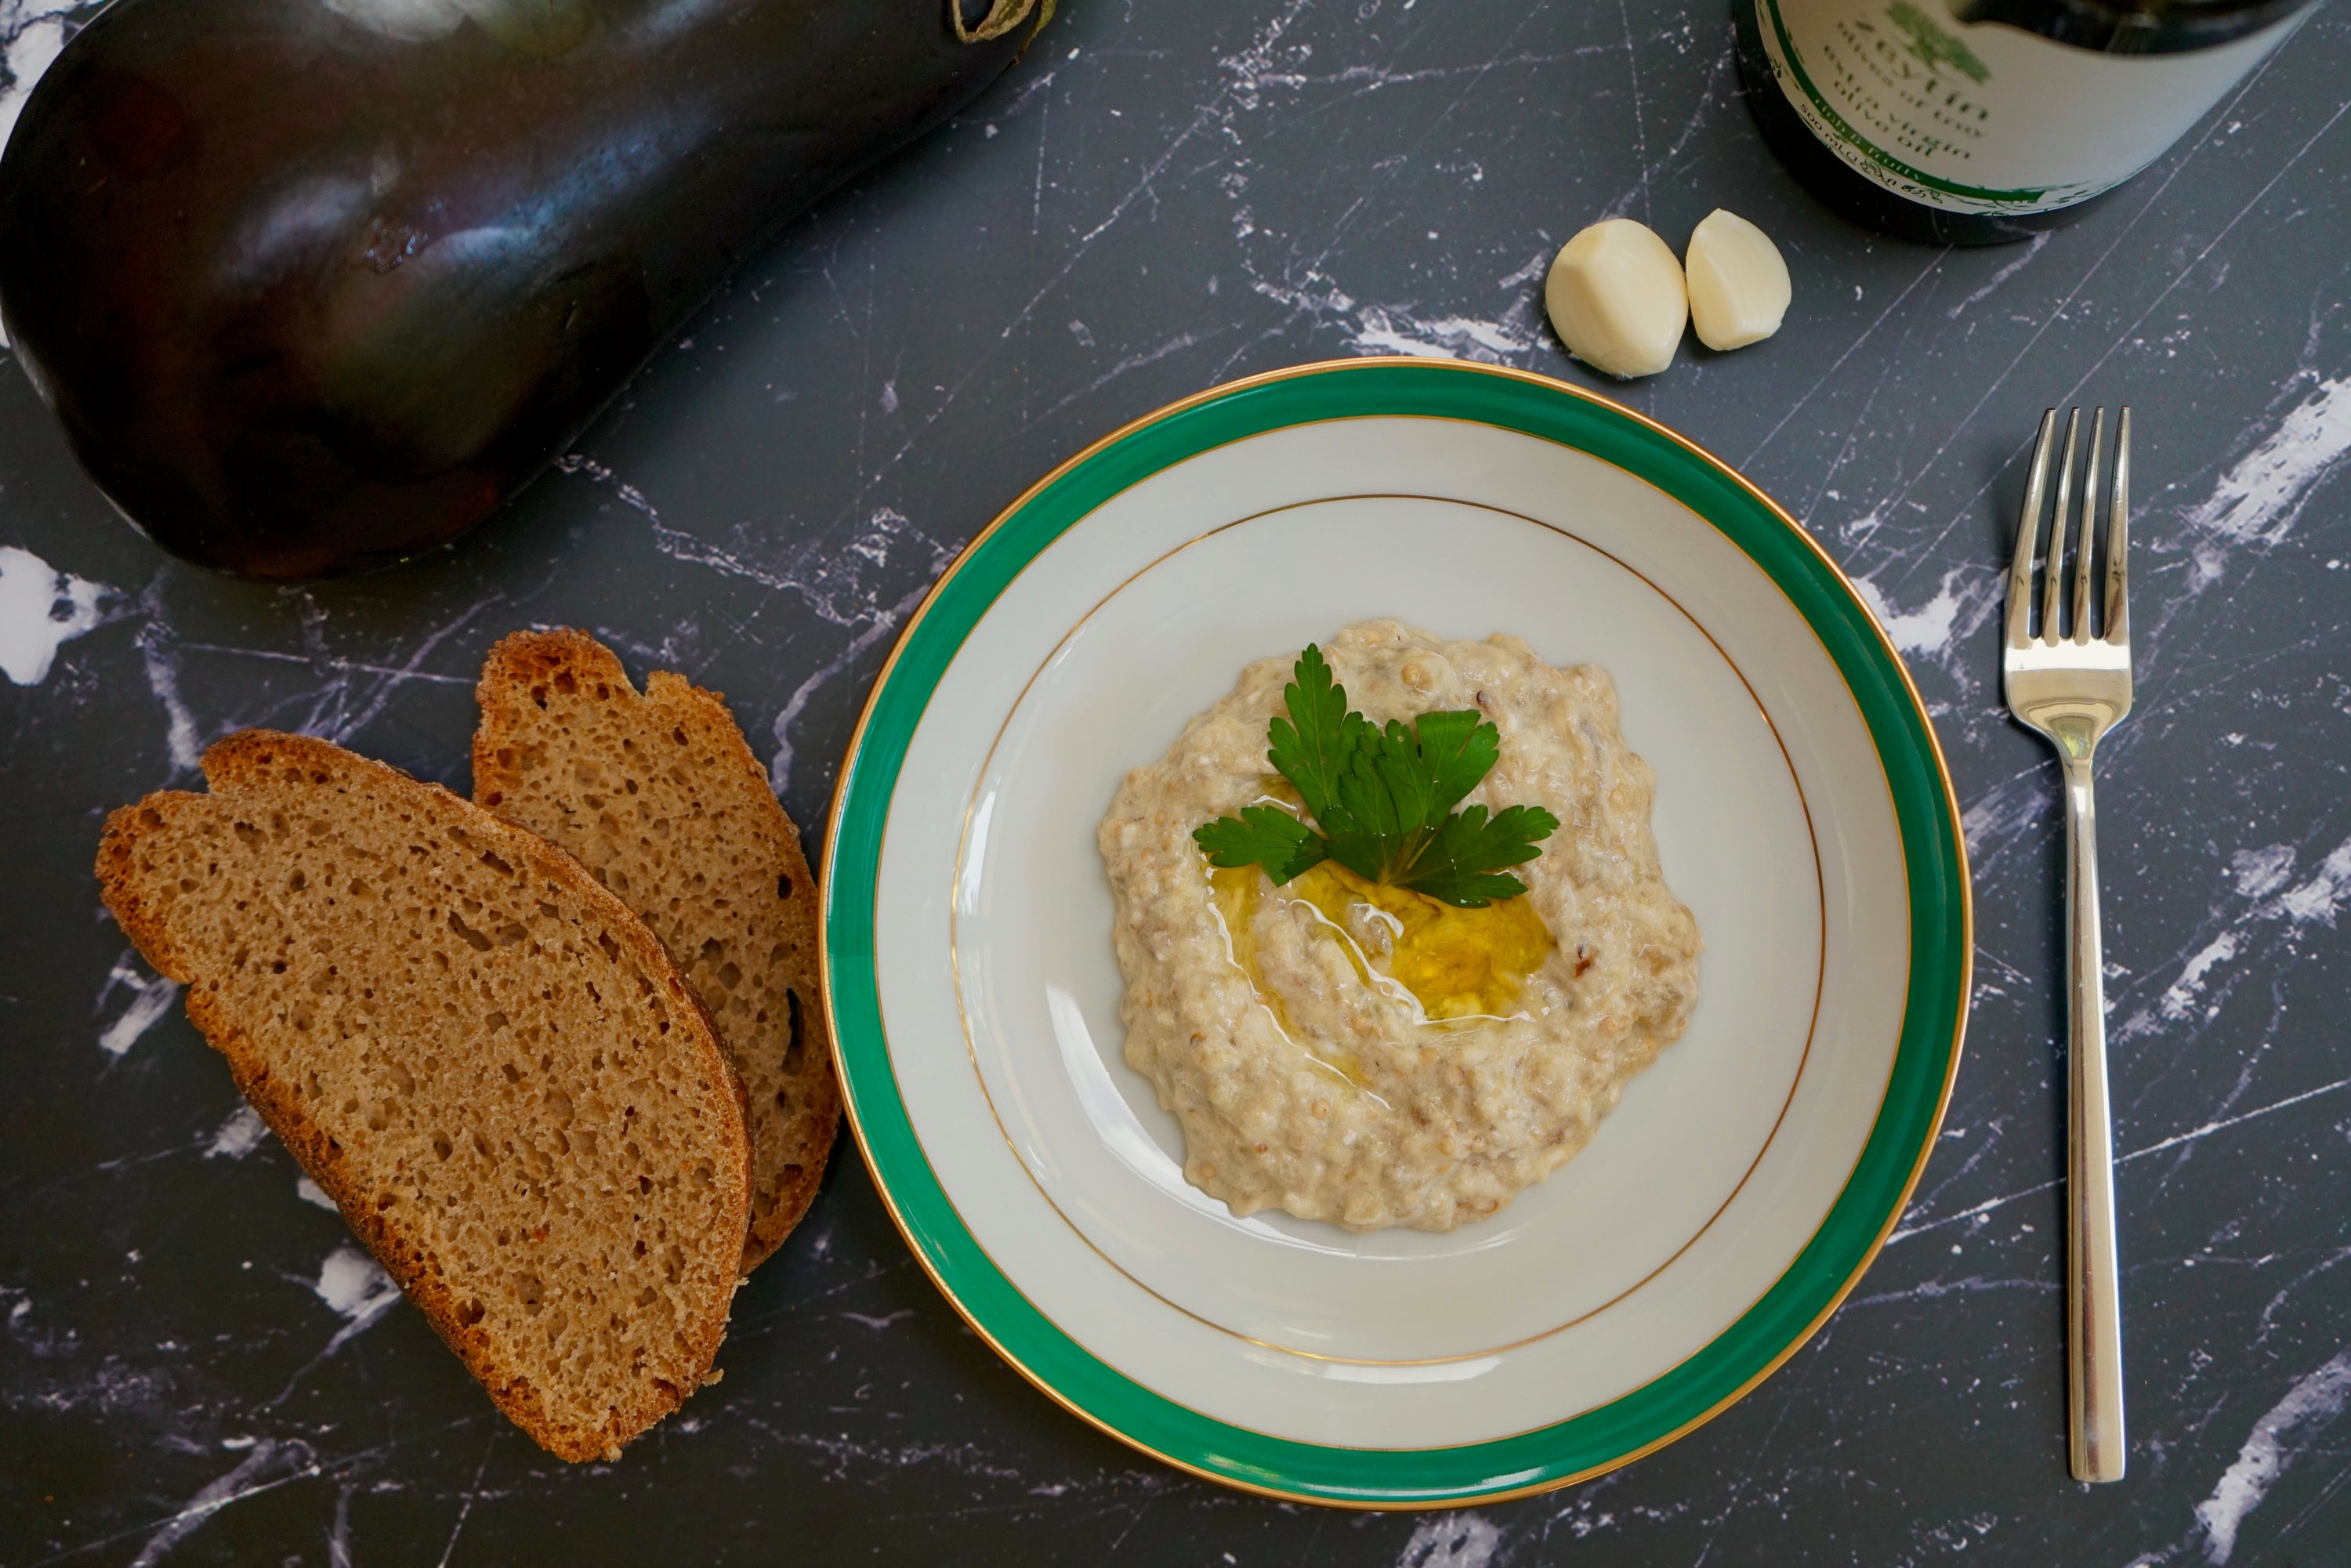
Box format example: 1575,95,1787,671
818,358,1971,1509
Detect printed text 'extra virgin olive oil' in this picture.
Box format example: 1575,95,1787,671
1735,0,2314,244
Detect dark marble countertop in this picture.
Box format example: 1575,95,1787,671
5,0,2350,1563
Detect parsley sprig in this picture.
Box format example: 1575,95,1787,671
1193,645,1559,908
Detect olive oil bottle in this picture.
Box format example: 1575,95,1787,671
1735,0,2315,244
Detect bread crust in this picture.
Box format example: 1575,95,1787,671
471,629,840,1272
96,731,751,1463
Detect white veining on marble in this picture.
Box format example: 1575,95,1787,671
136,603,210,776
1945,232,2050,320
1741,249,1949,469
1853,564,2002,662
205,1105,269,1161
1888,1072,2351,1245
2193,1350,2351,1563
326,1479,357,1568
767,583,928,795
125,1440,299,1568
313,1246,399,1324
95,948,183,1059
1397,1510,1505,1568
282,596,500,748
243,1244,408,1415
2266,834,2351,928
2121,1073,2351,1167
557,453,949,632
839,1309,915,1331
2230,843,2298,900
1842,1273,2056,1311
1247,252,1549,365
556,453,784,587
1040,327,1226,420
1958,770,2052,871
2153,932,2240,1027
295,1175,339,1213
0,542,113,683
2116,831,2351,1048
432,1435,501,1568
2180,372,2351,593
121,581,502,780
1599,33,1735,226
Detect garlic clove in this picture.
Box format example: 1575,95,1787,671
1544,219,1687,379
1685,209,1791,352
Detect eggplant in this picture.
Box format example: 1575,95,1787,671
0,0,1047,579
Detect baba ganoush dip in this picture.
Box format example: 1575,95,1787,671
1098,620,1701,1233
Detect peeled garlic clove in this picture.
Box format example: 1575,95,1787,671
1685,209,1791,352
1544,219,1688,379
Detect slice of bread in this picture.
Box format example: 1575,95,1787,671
96,731,751,1462
472,630,839,1273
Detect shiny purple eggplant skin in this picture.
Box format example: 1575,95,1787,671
0,0,1030,579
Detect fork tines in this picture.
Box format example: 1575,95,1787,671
2008,406,2132,647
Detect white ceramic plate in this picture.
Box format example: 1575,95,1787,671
822,360,1969,1508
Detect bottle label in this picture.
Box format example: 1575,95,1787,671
1753,0,2300,215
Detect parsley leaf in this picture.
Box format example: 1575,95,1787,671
1189,645,1558,907
1263,643,1365,831
1328,722,1419,873
1409,708,1500,823
1396,803,1562,907
1195,804,1327,885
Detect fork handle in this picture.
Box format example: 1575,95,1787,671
2063,753,2126,1482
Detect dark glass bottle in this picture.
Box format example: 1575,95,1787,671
1734,0,2316,245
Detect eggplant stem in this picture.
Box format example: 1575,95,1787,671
951,0,1044,44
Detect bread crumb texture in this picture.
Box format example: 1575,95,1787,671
94,731,751,1462
473,630,839,1272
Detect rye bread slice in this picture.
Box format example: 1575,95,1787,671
471,630,839,1273
95,731,751,1463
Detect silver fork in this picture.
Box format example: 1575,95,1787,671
2004,406,2132,1484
